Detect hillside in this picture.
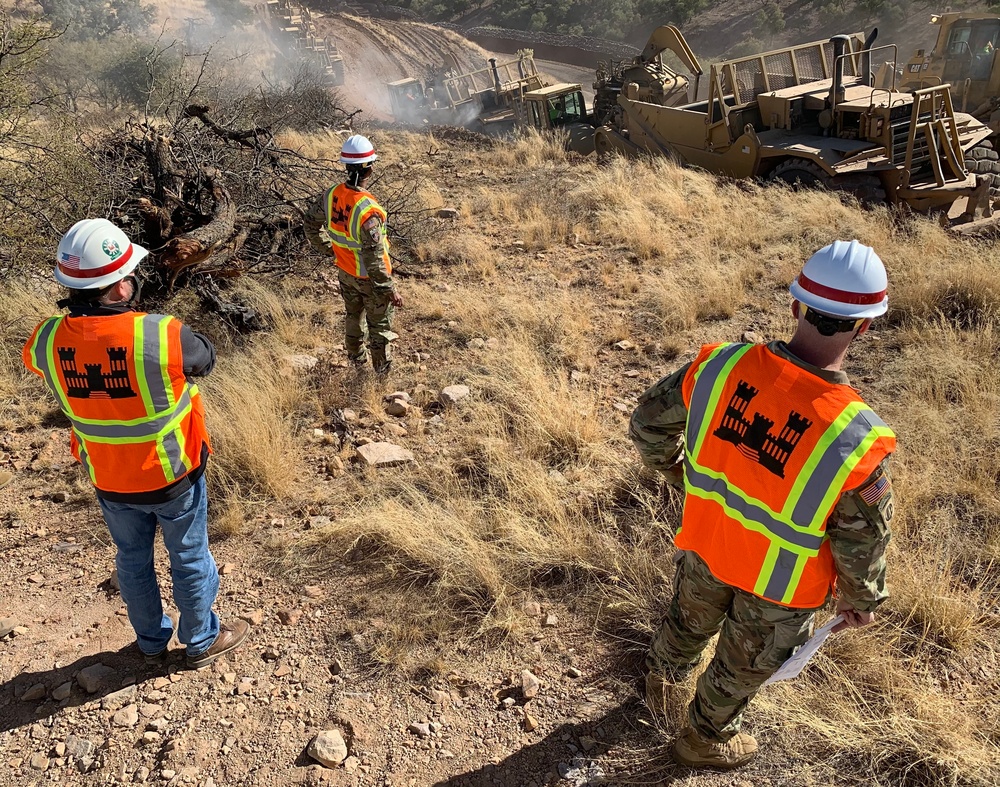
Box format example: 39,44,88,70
3,126,1000,785
0,3,999,787
391,0,999,59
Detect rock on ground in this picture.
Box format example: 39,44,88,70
356,442,415,467
77,663,115,693
307,729,349,767
112,704,139,727
522,669,541,699
0,617,17,638
282,354,319,372
439,385,470,406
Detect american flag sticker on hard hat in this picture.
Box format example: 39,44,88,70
60,252,81,269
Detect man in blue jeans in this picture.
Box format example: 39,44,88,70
23,218,249,669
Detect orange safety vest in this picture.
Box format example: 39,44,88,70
325,183,391,279
678,343,895,608
23,313,211,495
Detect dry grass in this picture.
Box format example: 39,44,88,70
263,136,1000,785
12,123,1000,783
0,281,62,429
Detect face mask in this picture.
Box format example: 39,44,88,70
122,274,142,308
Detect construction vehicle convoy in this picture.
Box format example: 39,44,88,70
256,0,345,87
386,27,703,154
386,52,596,152
594,29,994,222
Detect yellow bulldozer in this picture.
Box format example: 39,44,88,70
593,25,704,128
897,12,1000,195
596,29,994,223
387,52,596,153
256,0,345,88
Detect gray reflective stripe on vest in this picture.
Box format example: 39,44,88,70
683,460,827,552
136,315,175,412
350,198,378,278
75,434,97,484
31,317,66,410
761,547,801,600
790,409,888,529
68,387,193,442
685,343,748,450
160,429,190,481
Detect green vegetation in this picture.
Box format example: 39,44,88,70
32,0,155,40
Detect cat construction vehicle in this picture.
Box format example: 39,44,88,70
257,0,345,87
387,52,596,152
595,30,994,222
593,25,704,128
896,12,1000,194
387,52,544,127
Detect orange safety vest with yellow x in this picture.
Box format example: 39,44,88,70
22,313,211,495
325,183,391,279
678,343,896,609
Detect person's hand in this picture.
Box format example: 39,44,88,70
832,599,874,633
390,290,404,308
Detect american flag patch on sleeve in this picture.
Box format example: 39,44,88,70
858,474,890,505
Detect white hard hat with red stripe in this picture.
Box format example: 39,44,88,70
790,240,888,320
55,218,147,289
340,134,377,165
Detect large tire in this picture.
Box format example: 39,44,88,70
965,140,1000,198
769,158,887,207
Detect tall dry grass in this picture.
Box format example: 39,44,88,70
0,281,62,429
256,133,1000,782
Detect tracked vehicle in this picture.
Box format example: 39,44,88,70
596,31,993,219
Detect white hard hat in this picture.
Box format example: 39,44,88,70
340,134,377,165
790,240,888,319
55,218,147,289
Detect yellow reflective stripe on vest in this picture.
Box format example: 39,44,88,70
684,343,894,603
326,186,363,277
33,314,195,484
32,317,73,415
75,436,97,485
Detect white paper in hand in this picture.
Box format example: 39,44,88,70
763,614,844,686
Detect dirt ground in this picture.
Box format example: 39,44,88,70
0,131,822,787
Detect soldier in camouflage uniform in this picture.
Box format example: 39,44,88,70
304,134,403,373
630,241,897,769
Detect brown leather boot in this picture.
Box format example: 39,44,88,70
672,726,758,769
186,620,250,670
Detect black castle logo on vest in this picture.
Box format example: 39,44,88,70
713,380,812,478
328,195,351,227
58,347,137,399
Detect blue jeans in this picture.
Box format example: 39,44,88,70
98,475,220,657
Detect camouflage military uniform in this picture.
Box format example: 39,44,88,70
630,341,894,743
303,188,396,370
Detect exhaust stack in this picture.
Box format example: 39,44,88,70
829,35,852,109
861,28,879,87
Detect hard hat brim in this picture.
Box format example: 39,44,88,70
340,154,377,165
790,279,888,319
54,243,147,290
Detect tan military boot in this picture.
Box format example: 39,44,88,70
672,726,758,770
